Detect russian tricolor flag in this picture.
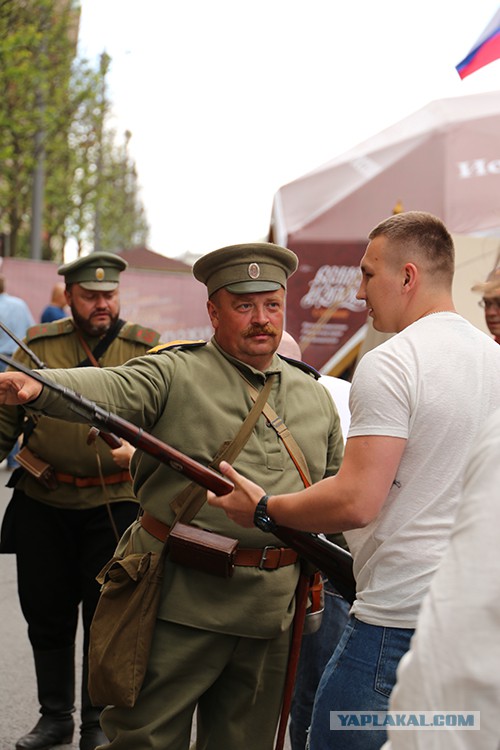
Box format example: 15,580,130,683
456,7,500,79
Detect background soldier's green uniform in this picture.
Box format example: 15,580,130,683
26,243,345,750
0,318,159,509
0,253,160,750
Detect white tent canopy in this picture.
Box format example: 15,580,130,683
271,90,500,374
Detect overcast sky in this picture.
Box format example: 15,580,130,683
77,0,500,259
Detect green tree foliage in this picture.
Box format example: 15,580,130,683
0,0,149,260
96,129,149,253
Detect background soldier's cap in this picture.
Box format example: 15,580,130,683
193,242,298,296
58,252,128,291
471,265,500,297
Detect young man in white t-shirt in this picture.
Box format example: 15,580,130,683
209,211,500,750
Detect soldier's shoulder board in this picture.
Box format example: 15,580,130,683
26,318,73,342
278,354,321,380
120,323,161,347
147,340,207,355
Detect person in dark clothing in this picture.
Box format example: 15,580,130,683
0,253,160,750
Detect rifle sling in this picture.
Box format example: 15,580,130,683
73,320,128,541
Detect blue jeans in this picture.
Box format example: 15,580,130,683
6,439,19,468
308,616,414,750
289,581,350,750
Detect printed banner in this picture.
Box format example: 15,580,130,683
285,242,368,374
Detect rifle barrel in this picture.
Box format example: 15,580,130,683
0,321,46,369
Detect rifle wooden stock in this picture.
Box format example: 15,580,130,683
92,410,235,496
0,354,357,600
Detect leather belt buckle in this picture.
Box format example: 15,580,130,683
259,545,278,570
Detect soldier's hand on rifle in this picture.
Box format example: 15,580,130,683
0,371,43,405
110,439,135,469
208,460,265,528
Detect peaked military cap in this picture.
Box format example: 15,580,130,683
58,252,128,291
471,265,500,297
193,242,298,296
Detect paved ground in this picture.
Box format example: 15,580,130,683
0,464,292,750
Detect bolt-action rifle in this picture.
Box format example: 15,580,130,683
0,354,356,603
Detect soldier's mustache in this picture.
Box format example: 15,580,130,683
243,324,279,338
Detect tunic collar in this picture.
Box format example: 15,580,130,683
210,337,282,381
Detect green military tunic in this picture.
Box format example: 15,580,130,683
0,317,160,509
28,338,344,639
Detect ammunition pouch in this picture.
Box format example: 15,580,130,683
16,446,58,490
168,523,239,578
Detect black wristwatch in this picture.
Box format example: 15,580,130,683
253,494,277,533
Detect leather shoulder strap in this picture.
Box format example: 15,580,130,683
75,319,126,368
244,378,312,488
169,374,276,526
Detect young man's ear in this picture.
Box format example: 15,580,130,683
402,263,417,289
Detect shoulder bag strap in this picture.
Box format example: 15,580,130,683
169,373,276,527
74,320,128,542
243,378,311,488
75,319,126,367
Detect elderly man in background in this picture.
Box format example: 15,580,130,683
472,262,500,344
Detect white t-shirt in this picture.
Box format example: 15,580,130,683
345,312,500,628
381,406,500,750
318,376,351,440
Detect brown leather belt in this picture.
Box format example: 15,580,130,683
140,511,298,570
55,470,132,488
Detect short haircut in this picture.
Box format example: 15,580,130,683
369,211,454,281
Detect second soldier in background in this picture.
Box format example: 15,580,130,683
0,253,160,750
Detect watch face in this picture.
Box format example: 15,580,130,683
255,512,273,532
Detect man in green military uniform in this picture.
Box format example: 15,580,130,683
0,243,344,750
0,252,160,750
